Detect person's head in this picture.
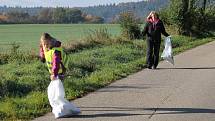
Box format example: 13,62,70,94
40,33,54,50
149,11,159,20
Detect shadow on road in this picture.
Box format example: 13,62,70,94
62,107,215,119
144,108,215,114
80,106,146,111
70,113,144,118
59,107,215,119
97,85,151,92
158,67,215,70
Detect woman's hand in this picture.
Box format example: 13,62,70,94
147,11,154,20
50,75,57,81
147,14,152,19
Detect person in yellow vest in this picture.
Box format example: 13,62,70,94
40,33,81,118
40,33,68,80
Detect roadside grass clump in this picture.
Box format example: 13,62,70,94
0,61,49,99
0,43,38,65
63,28,111,52
63,28,132,53
0,92,49,121
159,36,214,56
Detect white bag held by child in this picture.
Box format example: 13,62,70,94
161,36,174,65
48,79,81,118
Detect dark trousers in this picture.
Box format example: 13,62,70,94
146,40,161,68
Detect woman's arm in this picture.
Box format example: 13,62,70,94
160,21,169,37
142,22,148,37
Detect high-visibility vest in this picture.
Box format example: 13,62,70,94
44,47,69,74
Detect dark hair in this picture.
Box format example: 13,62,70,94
42,33,52,40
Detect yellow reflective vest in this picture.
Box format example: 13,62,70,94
44,47,68,74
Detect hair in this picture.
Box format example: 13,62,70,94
40,33,55,49
150,11,159,19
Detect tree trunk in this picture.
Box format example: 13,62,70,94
203,0,207,12
179,0,190,35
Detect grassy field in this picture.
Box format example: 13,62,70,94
0,24,121,52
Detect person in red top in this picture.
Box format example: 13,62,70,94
142,11,170,69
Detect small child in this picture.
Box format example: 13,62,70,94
39,33,65,80
39,33,61,63
40,33,81,118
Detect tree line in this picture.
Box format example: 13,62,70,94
0,0,170,24
159,0,215,36
0,7,104,24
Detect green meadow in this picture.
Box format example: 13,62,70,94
0,24,121,52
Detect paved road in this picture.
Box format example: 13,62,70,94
33,41,215,121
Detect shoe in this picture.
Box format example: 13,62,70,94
147,66,152,69
152,66,157,69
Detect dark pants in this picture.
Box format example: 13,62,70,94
146,40,161,68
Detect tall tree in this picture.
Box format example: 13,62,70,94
161,0,214,36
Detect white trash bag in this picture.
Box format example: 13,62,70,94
48,79,81,118
161,36,174,65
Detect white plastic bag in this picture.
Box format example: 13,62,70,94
161,36,174,65
48,79,81,118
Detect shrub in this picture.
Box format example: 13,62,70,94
63,28,111,53
118,11,142,40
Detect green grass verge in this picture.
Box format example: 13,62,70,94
0,35,214,120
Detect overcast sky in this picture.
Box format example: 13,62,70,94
0,0,143,7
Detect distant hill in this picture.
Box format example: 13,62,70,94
0,0,170,23
1,0,214,23
79,0,170,22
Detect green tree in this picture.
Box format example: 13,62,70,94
118,11,141,40
160,0,214,36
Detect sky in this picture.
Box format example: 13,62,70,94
0,0,143,7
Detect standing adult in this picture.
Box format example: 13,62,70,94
142,11,170,69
